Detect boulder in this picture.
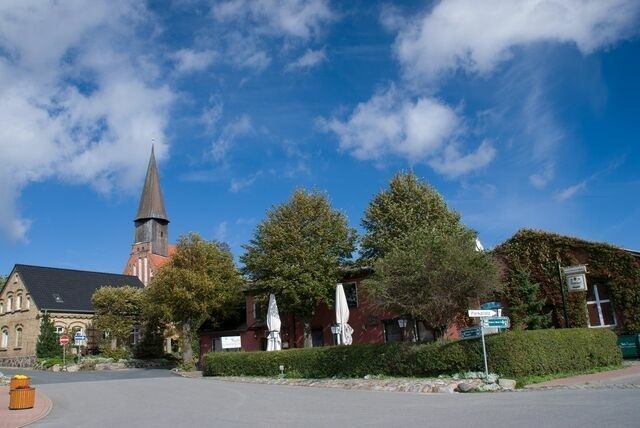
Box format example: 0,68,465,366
498,378,517,390
457,382,475,393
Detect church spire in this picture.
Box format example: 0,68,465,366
135,145,168,222
133,146,169,257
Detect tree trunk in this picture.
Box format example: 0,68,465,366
303,319,313,348
181,320,193,367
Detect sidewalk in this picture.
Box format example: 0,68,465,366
0,386,52,428
525,361,640,389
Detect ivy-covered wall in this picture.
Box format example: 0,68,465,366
493,229,640,334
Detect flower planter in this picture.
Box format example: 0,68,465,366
9,387,36,410
10,377,31,390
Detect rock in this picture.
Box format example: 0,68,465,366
457,382,475,393
66,364,80,372
498,378,517,390
486,373,499,384
478,382,500,392
52,364,61,372
435,385,456,394
363,374,370,380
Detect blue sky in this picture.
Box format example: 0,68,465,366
1,0,639,276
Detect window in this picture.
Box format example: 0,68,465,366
52,293,64,303
0,301,3,314
311,328,324,347
587,283,617,328
384,320,402,343
1,328,8,349
253,302,266,321
344,282,358,308
26,296,30,309
7,296,12,312
131,326,140,346
16,294,22,310
55,325,65,335
15,326,23,348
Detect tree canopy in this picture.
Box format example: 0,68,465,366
362,172,500,337
145,233,244,366
92,285,144,353
360,171,461,261
241,189,357,346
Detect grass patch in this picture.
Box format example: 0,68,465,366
515,363,625,387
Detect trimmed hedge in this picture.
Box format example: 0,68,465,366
203,328,621,378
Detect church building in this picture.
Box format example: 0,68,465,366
123,147,175,286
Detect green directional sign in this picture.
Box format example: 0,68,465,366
460,326,482,339
482,316,510,328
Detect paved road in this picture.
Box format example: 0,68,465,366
3,369,639,428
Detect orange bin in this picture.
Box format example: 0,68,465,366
9,387,36,410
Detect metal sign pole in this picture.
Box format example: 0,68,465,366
63,344,66,370
480,322,489,382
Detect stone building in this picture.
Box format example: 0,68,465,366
123,147,175,286
0,264,143,363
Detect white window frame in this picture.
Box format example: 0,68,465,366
6,296,12,312
54,325,65,335
1,328,8,348
16,294,22,310
0,301,3,314
587,283,617,328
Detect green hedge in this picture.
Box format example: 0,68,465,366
203,328,621,379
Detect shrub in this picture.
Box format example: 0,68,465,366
99,347,131,361
203,328,621,379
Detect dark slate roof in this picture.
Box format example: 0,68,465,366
135,146,169,222
13,264,143,313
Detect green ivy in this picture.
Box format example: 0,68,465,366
493,229,640,333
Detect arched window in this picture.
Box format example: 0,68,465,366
16,294,22,310
1,327,8,349
26,296,31,310
15,326,23,348
6,295,12,312
54,325,65,335
0,301,3,314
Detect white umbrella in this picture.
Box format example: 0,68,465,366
266,293,281,351
335,283,354,345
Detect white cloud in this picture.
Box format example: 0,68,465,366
394,0,640,82
212,0,334,40
0,1,175,241
555,181,587,201
211,115,253,162
214,221,228,242
201,97,224,133
230,171,263,193
171,49,217,74
429,140,496,178
286,48,327,71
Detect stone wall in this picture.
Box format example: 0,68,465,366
0,355,37,368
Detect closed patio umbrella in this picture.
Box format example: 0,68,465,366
266,293,281,351
335,283,354,345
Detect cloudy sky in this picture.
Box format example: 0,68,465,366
1,0,639,275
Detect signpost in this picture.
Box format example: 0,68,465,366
459,326,482,340
481,317,511,328
74,332,86,362
467,310,511,381
468,309,497,318
59,335,69,369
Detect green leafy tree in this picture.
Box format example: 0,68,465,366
366,227,499,338
362,172,501,338
241,189,357,347
145,233,244,367
92,286,144,353
36,312,61,358
361,171,461,261
502,268,551,330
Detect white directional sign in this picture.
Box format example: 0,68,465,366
468,309,497,318
221,336,242,349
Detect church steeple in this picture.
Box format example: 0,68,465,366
133,146,169,257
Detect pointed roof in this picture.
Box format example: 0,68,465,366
135,146,169,222
12,264,143,313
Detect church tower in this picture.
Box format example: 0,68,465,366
124,147,174,286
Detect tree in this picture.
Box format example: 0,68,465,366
361,172,501,338
145,233,244,367
361,171,461,261
92,286,144,353
241,189,357,347
501,267,551,330
36,312,60,358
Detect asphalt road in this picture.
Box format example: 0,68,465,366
3,368,639,428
